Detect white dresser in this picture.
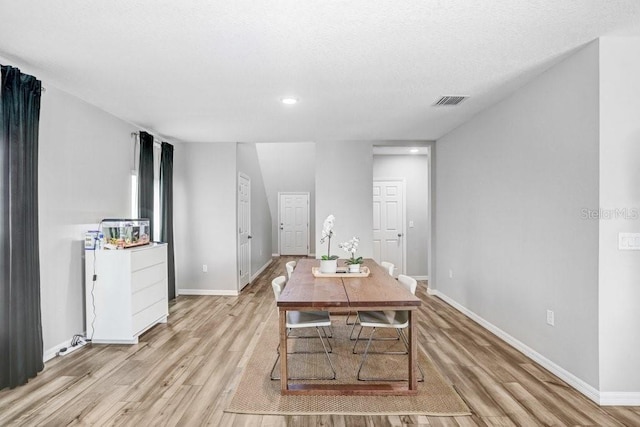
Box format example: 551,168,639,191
85,243,168,344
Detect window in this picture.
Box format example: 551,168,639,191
131,142,161,241
130,171,138,219
153,143,161,241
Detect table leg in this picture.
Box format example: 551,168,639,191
408,310,417,391
279,309,288,393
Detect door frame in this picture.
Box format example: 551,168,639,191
426,145,433,284
372,178,407,276
277,192,310,256
237,173,251,291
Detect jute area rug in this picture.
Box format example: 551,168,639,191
226,312,470,416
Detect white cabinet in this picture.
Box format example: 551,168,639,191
85,243,168,344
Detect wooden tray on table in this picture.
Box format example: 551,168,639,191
311,266,370,278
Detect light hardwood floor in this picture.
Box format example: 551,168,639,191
1,256,639,426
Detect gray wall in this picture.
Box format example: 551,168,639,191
434,42,601,388
315,141,374,259
174,142,238,293
237,143,273,275
373,155,429,277
255,142,316,255
598,37,640,393
36,84,137,357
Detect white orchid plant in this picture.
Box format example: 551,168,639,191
320,215,338,260
339,236,363,265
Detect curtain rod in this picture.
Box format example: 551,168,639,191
130,132,164,146
0,64,45,91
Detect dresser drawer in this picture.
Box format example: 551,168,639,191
131,262,166,294
132,279,167,315
132,298,168,335
131,245,167,272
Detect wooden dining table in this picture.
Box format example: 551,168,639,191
277,258,422,395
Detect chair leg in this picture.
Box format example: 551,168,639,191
352,324,364,353
345,311,356,325
324,325,334,339
321,325,333,353
269,348,281,380
287,327,333,349
397,329,425,382
394,328,409,354
270,328,336,381
349,313,361,340
287,321,333,339
356,327,377,380
316,326,336,379
356,327,425,382
353,326,408,355
350,313,400,342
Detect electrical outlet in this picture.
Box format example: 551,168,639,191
546,309,555,326
202,264,208,273
449,269,453,279
619,233,640,250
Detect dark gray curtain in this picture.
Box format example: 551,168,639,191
138,131,154,238
160,142,175,300
0,65,44,390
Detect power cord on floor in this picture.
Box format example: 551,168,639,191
57,334,88,356
89,220,104,343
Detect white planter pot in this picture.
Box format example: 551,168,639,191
348,264,361,273
320,259,338,274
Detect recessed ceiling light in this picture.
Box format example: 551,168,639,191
281,97,298,105
410,148,419,153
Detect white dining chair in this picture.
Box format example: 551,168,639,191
352,274,424,382
269,276,336,380
346,261,395,327
380,261,395,277
285,260,296,280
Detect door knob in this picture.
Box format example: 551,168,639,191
397,233,403,237
248,235,252,239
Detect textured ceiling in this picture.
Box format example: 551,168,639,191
1,0,639,143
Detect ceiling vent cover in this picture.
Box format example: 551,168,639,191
433,96,468,106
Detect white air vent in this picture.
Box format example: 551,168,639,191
433,96,468,106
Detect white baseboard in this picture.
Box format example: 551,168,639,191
271,253,280,257
427,288,639,406
178,289,239,296
251,259,272,281
413,275,429,281
599,392,640,406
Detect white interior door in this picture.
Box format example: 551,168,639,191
238,174,251,290
279,193,309,255
373,180,405,275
